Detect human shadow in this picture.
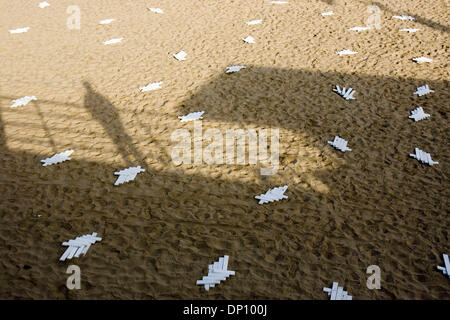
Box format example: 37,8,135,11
82,81,145,167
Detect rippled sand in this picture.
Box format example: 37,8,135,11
0,0,448,299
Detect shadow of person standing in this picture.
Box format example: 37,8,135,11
82,81,145,167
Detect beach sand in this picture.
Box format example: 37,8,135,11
0,0,448,299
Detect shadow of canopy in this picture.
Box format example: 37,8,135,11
0,65,448,299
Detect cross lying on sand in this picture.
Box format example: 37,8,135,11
9,27,30,34
103,38,123,45
140,81,163,92
173,50,187,61
414,84,434,96
148,8,163,14
242,36,255,43
437,254,450,278
226,65,246,73
99,19,115,25
409,107,430,122
409,148,439,166
328,136,352,152
400,28,420,33
255,186,288,204
41,150,74,166
196,255,235,291
392,15,415,21
337,49,358,56
60,232,102,261
178,111,205,122
114,166,145,185
413,57,433,63
323,282,352,300
39,2,50,9
348,26,370,32
333,85,356,100
10,95,37,108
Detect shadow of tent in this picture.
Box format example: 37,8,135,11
0,65,448,299
174,66,449,297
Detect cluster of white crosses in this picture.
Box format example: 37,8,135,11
7,2,447,297
325,20,439,167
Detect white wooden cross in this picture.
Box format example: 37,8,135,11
226,65,246,73
255,186,288,204
247,20,262,25
242,36,255,43
333,85,356,100
173,50,187,61
409,107,430,122
178,111,205,122
337,49,358,56
328,136,352,152
9,27,30,34
103,38,123,45
196,255,235,291
414,84,434,97
60,232,102,261
348,27,370,32
400,28,419,33
323,282,352,300
39,2,50,9
392,15,415,21
114,166,145,185
437,254,450,278
41,150,74,166
140,81,163,92
413,57,433,63
99,19,115,25
409,148,439,166
148,8,163,14
10,95,37,108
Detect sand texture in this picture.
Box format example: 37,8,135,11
0,0,449,299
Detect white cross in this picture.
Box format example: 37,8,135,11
196,255,235,291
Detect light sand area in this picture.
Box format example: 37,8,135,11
0,0,448,299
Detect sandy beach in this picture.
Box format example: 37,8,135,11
0,0,448,299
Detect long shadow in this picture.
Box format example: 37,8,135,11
82,81,145,167
0,68,448,300
175,66,449,297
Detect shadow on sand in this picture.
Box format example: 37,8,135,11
0,66,448,299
